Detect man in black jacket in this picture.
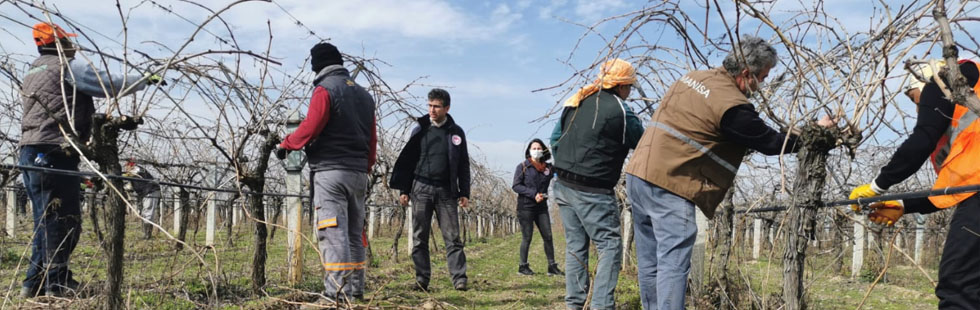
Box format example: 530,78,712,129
390,88,471,291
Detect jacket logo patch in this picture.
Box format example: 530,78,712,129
26,64,48,76
452,135,462,146
345,79,355,86
680,75,710,99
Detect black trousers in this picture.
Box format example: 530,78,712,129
937,194,980,309
411,181,467,287
518,208,556,265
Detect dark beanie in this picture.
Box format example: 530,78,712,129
311,42,343,72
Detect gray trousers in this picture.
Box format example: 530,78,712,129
627,175,696,310
313,169,368,297
140,190,162,223
554,181,622,310
411,180,467,287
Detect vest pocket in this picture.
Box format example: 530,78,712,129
698,165,731,197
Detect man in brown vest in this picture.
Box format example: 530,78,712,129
623,36,833,309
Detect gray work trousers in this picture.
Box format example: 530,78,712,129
554,180,622,310
141,190,162,224
313,169,368,298
411,180,467,287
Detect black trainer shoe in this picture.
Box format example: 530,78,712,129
20,286,42,299
65,278,80,291
518,263,534,276
44,287,71,298
547,263,564,276
44,280,81,298
453,281,468,291
413,282,429,292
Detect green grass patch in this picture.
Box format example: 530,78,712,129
0,214,940,309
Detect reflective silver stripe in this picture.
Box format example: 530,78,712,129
615,96,627,144
650,121,738,173
938,107,980,166
950,108,979,143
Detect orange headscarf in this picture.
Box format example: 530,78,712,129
563,58,637,107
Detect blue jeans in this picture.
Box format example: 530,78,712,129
626,175,697,310
553,180,622,310
20,145,81,293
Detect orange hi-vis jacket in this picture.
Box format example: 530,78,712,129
929,61,980,208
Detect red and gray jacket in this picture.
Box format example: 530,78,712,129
281,65,377,173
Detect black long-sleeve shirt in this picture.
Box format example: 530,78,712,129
132,170,161,196
874,62,979,214
719,104,800,155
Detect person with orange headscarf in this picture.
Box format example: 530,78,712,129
549,58,644,310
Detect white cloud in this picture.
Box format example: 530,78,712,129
232,0,522,43
538,0,631,23
515,0,534,11
470,139,528,177
572,0,629,22
490,3,522,34
538,0,568,20
445,78,533,99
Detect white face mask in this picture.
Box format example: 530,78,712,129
530,150,545,160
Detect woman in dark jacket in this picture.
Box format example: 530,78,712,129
512,139,562,276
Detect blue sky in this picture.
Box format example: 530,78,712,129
1,0,978,180
0,0,647,175
276,0,647,175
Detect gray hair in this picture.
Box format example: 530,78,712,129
722,36,777,76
